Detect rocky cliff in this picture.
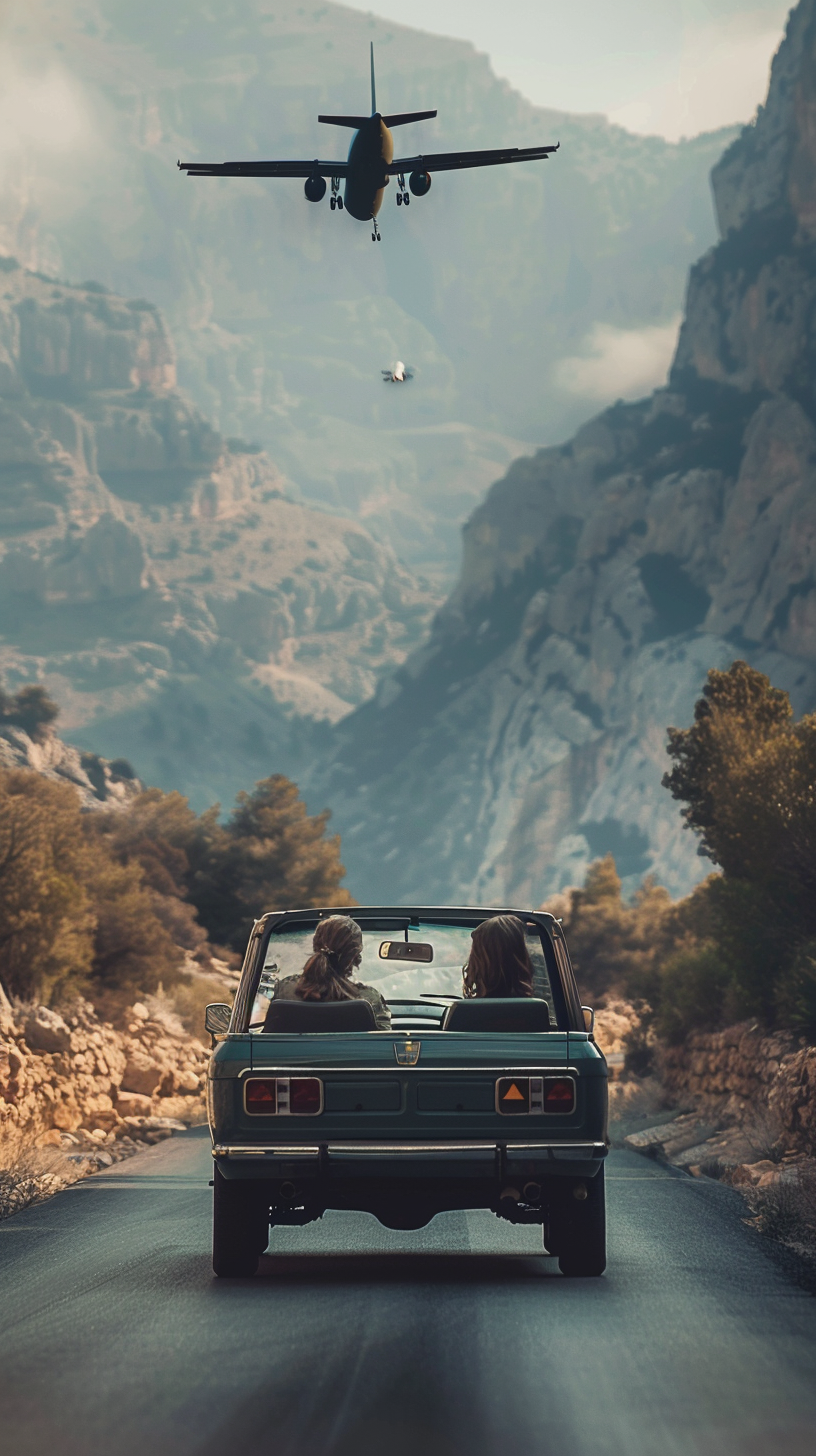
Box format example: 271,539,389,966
0,0,735,582
0,265,435,807
312,0,816,905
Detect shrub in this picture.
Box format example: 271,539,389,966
0,684,60,743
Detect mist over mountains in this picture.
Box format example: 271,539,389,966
0,0,733,583
0,264,434,807
312,0,816,905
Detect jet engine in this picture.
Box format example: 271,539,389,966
409,171,432,197
304,176,327,202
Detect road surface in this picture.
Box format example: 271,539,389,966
1,1127,816,1456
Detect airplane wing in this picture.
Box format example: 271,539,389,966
178,159,350,178
387,143,558,174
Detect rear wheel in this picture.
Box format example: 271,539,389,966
212,1168,269,1277
549,1170,606,1277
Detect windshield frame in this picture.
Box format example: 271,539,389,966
231,905,583,1033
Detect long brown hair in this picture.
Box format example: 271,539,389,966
462,915,535,999
296,915,364,1002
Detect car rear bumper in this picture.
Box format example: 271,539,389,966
212,1140,608,1180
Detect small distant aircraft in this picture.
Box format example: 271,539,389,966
179,45,559,241
382,361,413,383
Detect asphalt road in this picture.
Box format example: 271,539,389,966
2,1128,816,1456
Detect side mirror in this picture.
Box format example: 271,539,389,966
582,1006,595,1035
205,1003,232,1040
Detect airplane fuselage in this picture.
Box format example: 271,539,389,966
344,114,394,220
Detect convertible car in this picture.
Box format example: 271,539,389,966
204,906,608,1277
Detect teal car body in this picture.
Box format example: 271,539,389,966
207,906,608,1277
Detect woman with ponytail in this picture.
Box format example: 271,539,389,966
270,915,391,1029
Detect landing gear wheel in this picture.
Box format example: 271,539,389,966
330,196,336,211
549,1169,606,1277
212,1167,269,1277
404,193,410,205
337,196,343,209
396,192,402,206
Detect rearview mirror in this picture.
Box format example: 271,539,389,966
205,1003,232,1037
582,1005,595,1035
379,941,434,963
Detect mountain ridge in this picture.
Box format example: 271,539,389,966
309,0,816,905
0,0,736,582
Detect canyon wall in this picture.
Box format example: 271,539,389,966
0,264,435,808
313,0,816,904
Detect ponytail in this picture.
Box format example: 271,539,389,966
296,915,364,1002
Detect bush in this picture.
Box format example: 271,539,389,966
0,684,59,743
653,943,733,1044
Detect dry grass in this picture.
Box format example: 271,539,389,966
146,973,232,1040
745,1162,816,1259
0,1128,77,1220
743,1112,787,1166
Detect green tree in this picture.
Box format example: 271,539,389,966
195,775,354,951
94,776,354,954
0,770,95,1002
663,660,816,1033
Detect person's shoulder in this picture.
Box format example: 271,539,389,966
271,974,302,999
354,982,386,1004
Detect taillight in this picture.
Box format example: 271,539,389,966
543,1077,576,1113
245,1078,277,1113
244,1076,323,1115
290,1078,322,1115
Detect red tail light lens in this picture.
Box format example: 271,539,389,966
245,1078,277,1113
290,1078,323,1115
543,1077,576,1113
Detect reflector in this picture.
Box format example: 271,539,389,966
290,1078,323,1115
246,1079,277,1112
496,1077,530,1114
543,1078,575,1112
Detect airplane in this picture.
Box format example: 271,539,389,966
178,44,559,241
382,361,413,383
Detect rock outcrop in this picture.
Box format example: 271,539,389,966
0,988,209,1150
312,0,816,905
0,265,436,808
0,720,141,809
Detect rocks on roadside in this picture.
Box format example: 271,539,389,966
0,995,210,1168
23,1007,72,1054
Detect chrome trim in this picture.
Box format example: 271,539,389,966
213,1140,607,1160
506,1142,607,1153
328,1142,495,1154
213,1144,320,1158
242,1064,579,1078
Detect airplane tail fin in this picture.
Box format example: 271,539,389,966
371,41,376,115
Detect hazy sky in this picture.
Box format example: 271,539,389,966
349,0,791,139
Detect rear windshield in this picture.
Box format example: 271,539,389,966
249,920,557,1028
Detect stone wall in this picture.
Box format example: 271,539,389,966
0,986,209,1157
659,1021,816,1152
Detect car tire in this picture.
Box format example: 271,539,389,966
552,1169,606,1277
212,1168,269,1277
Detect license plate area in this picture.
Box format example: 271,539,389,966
417,1080,496,1112
324,1080,402,1112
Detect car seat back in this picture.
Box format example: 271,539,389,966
442,998,551,1032
263,998,377,1032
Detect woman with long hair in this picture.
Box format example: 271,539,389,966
270,914,391,1029
462,914,535,999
